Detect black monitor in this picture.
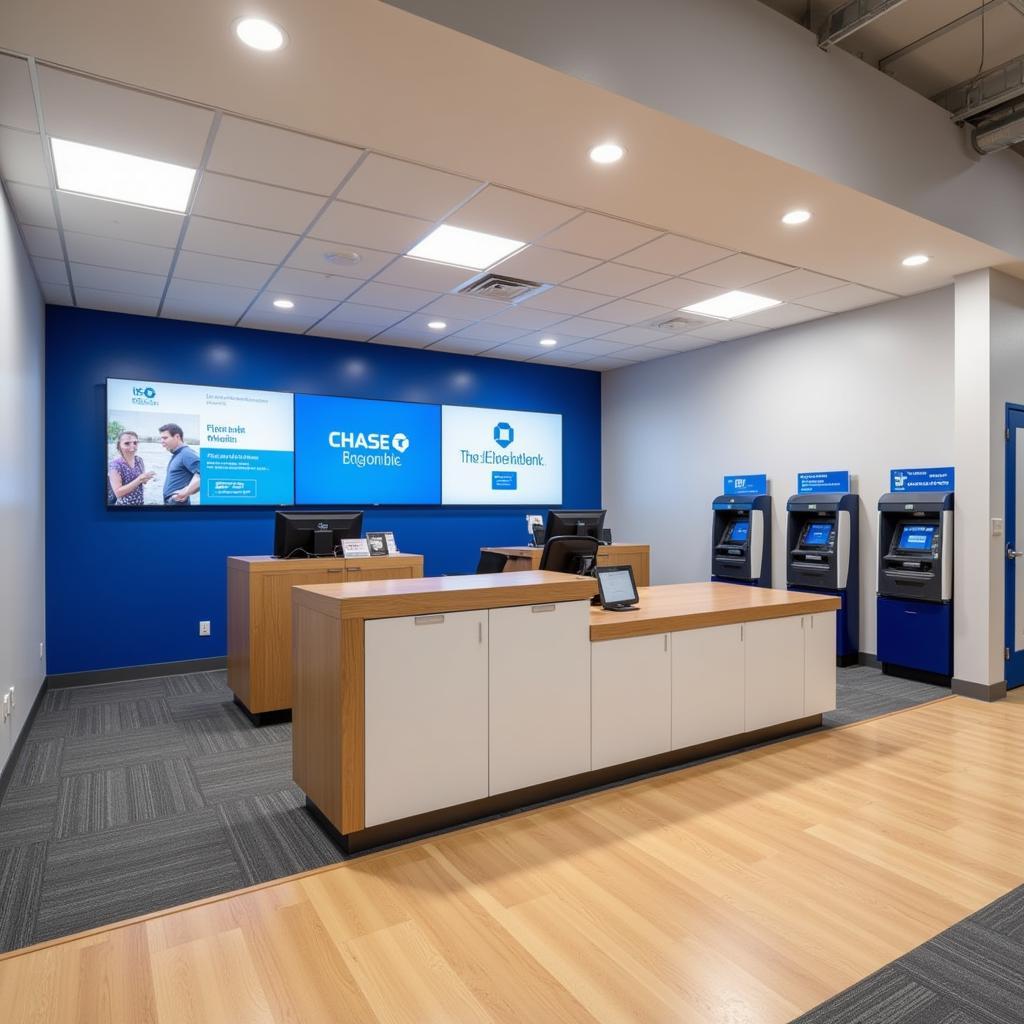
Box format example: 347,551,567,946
539,536,599,575
543,508,606,544
273,511,363,558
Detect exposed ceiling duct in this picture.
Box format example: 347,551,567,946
972,97,1024,151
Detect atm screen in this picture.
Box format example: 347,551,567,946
803,522,833,547
897,525,935,552
727,520,750,543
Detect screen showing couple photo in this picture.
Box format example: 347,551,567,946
106,379,294,507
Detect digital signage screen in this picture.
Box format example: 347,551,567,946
440,405,562,505
106,379,294,507
294,394,441,505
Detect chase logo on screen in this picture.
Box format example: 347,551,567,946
494,422,514,448
131,385,158,406
327,429,410,467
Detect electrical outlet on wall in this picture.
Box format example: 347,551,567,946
199,620,211,637
2,691,9,722
39,641,44,660
8,686,14,712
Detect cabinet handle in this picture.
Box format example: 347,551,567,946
414,614,445,625
740,624,744,642
327,568,346,574
531,604,556,613
664,634,668,652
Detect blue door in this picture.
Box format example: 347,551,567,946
1005,404,1024,688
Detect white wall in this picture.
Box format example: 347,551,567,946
602,288,954,656
0,186,45,773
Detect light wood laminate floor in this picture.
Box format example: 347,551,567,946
2,691,1023,1023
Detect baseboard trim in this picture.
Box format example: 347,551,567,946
46,656,227,689
0,681,47,804
951,677,1007,702
857,653,881,668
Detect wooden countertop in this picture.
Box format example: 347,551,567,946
229,553,422,573
294,570,598,620
589,582,841,641
482,543,648,555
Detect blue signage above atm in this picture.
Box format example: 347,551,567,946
797,471,850,494
889,466,955,492
723,474,767,496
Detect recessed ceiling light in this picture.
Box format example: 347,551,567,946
782,209,811,225
589,143,625,164
234,18,287,51
902,254,929,267
272,298,294,309
683,290,782,320
407,225,525,270
540,338,558,347
324,250,361,266
50,138,195,213
427,320,447,330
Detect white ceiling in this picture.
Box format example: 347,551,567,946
0,0,1016,371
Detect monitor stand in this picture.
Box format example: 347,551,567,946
312,529,333,556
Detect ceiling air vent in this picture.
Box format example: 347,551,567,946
459,274,542,302
650,313,709,331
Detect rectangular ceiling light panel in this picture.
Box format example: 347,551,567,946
51,137,196,213
406,224,525,270
683,290,781,320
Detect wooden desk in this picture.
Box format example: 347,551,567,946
227,553,423,717
482,543,651,586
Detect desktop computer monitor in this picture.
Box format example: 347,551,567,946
543,508,606,544
273,511,364,558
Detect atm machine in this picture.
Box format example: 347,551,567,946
786,493,859,665
876,491,954,682
711,494,772,588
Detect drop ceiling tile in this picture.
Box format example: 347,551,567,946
374,257,477,292
519,286,609,315
396,313,474,337
446,186,578,242
738,303,830,329
22,225,62,260
306,321,377,342
266,267,364,303
550,317,620,338
160,301,240,327
541,212,660,260
183,217,297,263
750,268,846,301
74,286,160,316
38,68,213,166
584,356,636,371
643,334,720,352
688,322,768,342
685,253,793,288
483,344,542,361
174,250,275,290
350,281,438,311
310,200,432,253
6,183,56,228
615,234,734,275
0,56,38,132
611,346,672,362
163,278,258,318
286,238,394,280
514,331,570,349
207,117,363,196
492,246,600,285
486,306,568,330
565,262,669,298
601,325,676,345
71,262,166,298
586,297,671,325
32,256,68,286
321,302,407,328
531,349,595,367
41,283,73,305
0,127,49,186
421,293,506,320
428,336,500,354
237,312,320,335
629,278,723,309
340,154,481,220
64,232,175,276
192,173,324,235
451,322,528,343
57,192,184,247
559,338,631,356
367,334,436,350
247,291,339,320
801,284,895,313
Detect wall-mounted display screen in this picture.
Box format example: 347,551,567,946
294,394,441,505
803,522,834,546
106,379,294,506
727,520,750,543
897,524,936,551
440,405,563,505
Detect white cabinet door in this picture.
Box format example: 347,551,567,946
592,634,671,770
804,611,837,715
672,623,744,749
364,610,488,828
489,600,591,794
744,616,805,732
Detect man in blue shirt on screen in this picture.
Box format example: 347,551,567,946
159,423,200,504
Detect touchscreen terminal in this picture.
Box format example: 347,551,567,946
595,565,639,610
727,520,749,543
897,524,935,552
803,522,833,547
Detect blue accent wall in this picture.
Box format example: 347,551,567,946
46,307,602,675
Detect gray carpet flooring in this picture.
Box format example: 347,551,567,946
0,664,946,954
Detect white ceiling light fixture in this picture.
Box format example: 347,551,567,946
234,17,287,51
683,290,782,320
902,254,930,267
407,225,525,270
540,337,558,347
272,298,295,309
781,209,811,225
50,138,195,213
427,320,447,330
589,142,625,164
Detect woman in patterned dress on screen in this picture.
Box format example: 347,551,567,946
107,430,155,505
